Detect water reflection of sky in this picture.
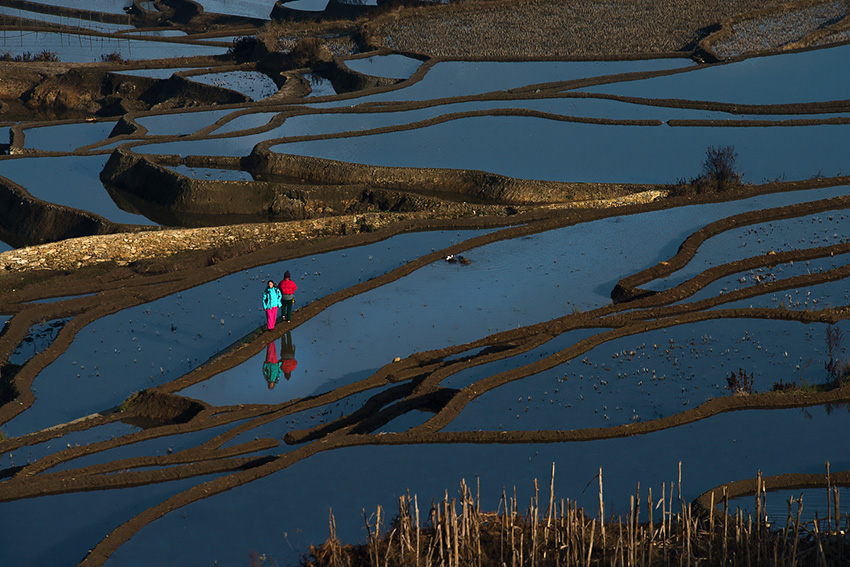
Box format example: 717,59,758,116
187,70,279,101
0,6,133,32
21,0,134,14
181,186,850,408
316,58,694,105
0,31,226,62
4,421,138,469
446,319,847,432
22,121,116,152
304,73,337,98
135,108,234,136
0,155,156,226
345,54,422,79
273,118,850,183
193,0,276,18
666,252,850,305
647,206,850,289
281,0,329,12
0,474,223,567
722,278,850,311
169,164,254,181
105,406,850,567
2,230,492,436
210,111,277,134
580,43,850,105
730,486,850,527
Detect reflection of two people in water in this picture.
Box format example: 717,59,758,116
262,331,298,389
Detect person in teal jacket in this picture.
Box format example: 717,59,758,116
262,280,282,330
262,341,281,389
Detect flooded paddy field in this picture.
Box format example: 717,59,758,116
1,2,850,566
0,31,227,61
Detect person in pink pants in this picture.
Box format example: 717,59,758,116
262,280,282,330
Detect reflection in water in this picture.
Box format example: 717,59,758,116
262,332,298,389
262,341,281,389
280,331,298,380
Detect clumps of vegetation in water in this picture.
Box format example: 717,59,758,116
0,50,59,62
726,367,755,394
824,325,850,381
100,52,125,63
672,144,744,196
773,325,850,393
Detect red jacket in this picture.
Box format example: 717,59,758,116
281,358,298,373
279,278,297,295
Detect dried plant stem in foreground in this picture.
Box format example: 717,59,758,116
304,465,850,567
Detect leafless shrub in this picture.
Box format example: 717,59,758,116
726,367,754,394
100,52,125,63
0,50,59,62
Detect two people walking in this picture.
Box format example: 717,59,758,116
262,271,298,331
263,332,298,389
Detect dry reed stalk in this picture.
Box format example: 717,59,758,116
814,512,828,567
826,461,832,535
598,467,606,565
415,495,420,567
510,492,516,567
307,467,850,567
781,496,792,560
398,496,407,564
678,462,683,524
442,494,451,567
384,528,396,567
519,529,524,567
722,487,728,566
576,501,583,567
648,488,654,567
532,479,539,567
755,470,762,566
434,500,444,567
685,504,693,567
614,521,622,567
792,494,802,565
545,463,555,558
629,495,635,567
633,483,639,567
451,497,459,567
834,487,841,564
668,481,675,567
500,488,507,565
707,490,714,563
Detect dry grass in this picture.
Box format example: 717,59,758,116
304,466,850,567
370,0,793,58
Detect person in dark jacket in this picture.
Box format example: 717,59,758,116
262,280,282,330
278,271,298,323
